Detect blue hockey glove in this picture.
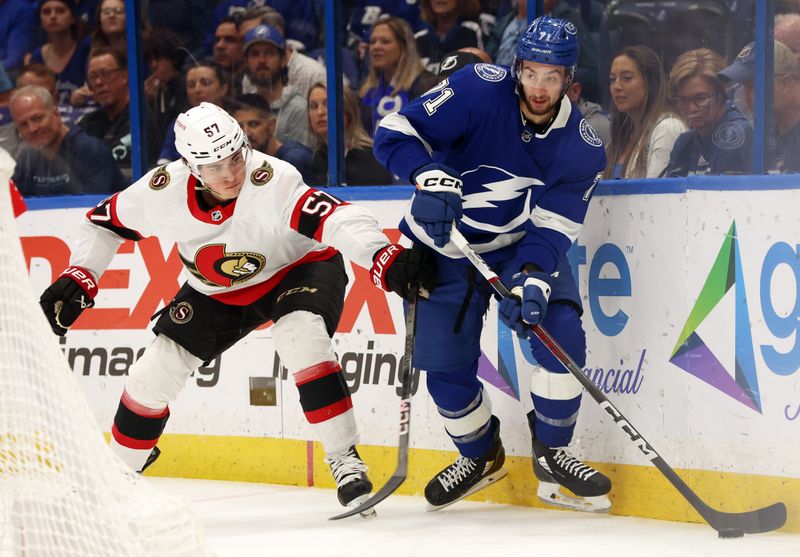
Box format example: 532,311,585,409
410,163,463,248
498,271,552,336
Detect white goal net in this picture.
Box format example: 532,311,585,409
0,164,211,557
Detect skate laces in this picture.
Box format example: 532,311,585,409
437,456,478,492
325,447,368,487
552,448,596,480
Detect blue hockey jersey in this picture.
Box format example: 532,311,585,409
373,63,606,275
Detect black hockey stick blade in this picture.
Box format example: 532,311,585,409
449,228,787,535
329,290,418,520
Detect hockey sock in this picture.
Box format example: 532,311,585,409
294,361,358,454
529,366,583,447
110,390,170,472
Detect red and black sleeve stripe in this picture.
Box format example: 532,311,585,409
289,189,349,242
85,194,144,241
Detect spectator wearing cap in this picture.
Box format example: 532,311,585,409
720,40,800,173
10,85,125,196
664,48,751,177
242,24,311,148
232,93,314,183
0,0,36,71
26,0,91,105
0,62,18,156
240,8,327,101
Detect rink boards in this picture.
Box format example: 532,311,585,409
18,177,800,530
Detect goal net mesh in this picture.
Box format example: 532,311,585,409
0,167,211,557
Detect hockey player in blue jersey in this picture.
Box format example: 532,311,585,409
373,16,612,512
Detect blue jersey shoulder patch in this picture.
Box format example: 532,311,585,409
579,119,603,147
473,63,507,82
712,121,746,150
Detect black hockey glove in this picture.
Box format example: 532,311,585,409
39,266,98,336
370,244,436,300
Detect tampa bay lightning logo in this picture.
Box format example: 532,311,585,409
564,22,578,34
460,165,544,232
474,64,507,82
712,122,746,150
579,119,603,147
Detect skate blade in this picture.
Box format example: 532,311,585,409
345,494,377,519
426,467,509,512
536,481,611,513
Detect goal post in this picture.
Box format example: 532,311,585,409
0,166,211,557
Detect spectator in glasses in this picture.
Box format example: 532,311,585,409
78,47,159,179
664,48,751,177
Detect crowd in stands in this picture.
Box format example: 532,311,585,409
1,0,799,197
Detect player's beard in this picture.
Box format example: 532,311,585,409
522,93,559,120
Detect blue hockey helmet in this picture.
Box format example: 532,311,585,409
512,16,580,82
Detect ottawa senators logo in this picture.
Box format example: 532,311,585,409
169,302,193,324
250,161,273,186
149,165,170,190
182,244,266,287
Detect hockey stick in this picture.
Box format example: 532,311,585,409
330,288,419,520
449,228,787,535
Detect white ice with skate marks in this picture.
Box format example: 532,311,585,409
151,477,800,557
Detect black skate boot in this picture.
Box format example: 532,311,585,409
138,446,161,473
425,416,508,511
325,446,375,518
528,411,611,512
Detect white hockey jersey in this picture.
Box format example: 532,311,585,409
71,150,391,305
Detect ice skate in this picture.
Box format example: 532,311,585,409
530,420,611,512
425,417,508,511
139,446,161,473
325,446,376,518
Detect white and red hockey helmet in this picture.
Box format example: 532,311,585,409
174,102,249,178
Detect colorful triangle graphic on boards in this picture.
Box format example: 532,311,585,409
669,222,761,412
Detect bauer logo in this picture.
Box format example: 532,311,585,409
669,222,762,413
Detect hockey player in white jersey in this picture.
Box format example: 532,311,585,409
39,102,436,513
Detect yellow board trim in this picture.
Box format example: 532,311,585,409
141,434,799,532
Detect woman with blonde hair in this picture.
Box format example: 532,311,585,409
359,17,431,134
605,45,686,178
308,82,392,186
664,48,751,176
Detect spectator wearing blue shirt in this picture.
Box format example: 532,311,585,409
27,0,92,105
0,62,17,156
359,17,430,135
232,93,314,184
665,48,751,177
720,40,800,174
0,0,37,71
10,85,125,196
